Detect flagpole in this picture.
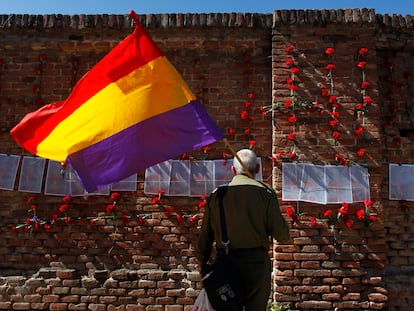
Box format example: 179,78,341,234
223,138,254,179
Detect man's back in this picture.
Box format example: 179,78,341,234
196,174,289,262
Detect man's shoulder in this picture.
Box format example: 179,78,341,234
210,183,228,193
229,176,275,195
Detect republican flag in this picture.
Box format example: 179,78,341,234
10,10,224,192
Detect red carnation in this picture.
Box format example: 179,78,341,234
286,45,295,53
332,131,341,140
345,218,353,228
356,209,365,220
286,206,295,217
287,133,296,141
329,119,338,127
62,196,71,203
358,61,367,68
323,209,332,217
110,192,121,201
321,89,330,97
363,199,373,208
356,103,365,110
361,81,370,89
288,151,297,159
151,197,160,204
331,111,340,119
328,96,337,104
288,114,298,123
363,96,373,105
355,126,364,137
284,99,292,109
289,84,298,91
368,215,378,222
106,204,116,214
285,58,294,67
326,64,336,71
356,148,366,157
203,146,211,153
290,67,300,75
59,204,68,213
358,47,368,55
28,196,36,203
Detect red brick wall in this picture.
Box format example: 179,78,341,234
271,9,414,311
0,9,413,311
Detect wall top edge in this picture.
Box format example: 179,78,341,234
0,9,412,30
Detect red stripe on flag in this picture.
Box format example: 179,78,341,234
11,19,163,155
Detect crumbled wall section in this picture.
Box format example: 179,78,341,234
0,8,413,311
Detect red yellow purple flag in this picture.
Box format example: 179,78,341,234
10,10,224,192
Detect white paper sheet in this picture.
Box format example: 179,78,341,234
282,163,370,204
144,158,263,196
389,164,414,201
0,154,20,191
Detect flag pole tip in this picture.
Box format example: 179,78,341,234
129,10,139,23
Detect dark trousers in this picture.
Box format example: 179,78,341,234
217,248,271,311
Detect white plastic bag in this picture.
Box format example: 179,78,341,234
192,288,215,311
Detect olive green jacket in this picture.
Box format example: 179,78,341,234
195,174,290,263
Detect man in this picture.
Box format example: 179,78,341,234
195,148,291,311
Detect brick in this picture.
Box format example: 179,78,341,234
82,304,106,311
296,300,332,309
0,302,12,310
368,293,388,302
12,302,31,310
137,280,156,288
61,295,80,303
30,302,49,310
322,293,341,301
23,294,42,303
56,269,77,279
295,269,331,277
42,295,60,303
166,289,185,297
52,287,70,295
67,303,87,310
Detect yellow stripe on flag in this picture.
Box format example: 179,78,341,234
37,56,196,160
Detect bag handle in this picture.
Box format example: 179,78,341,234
217,186,229,254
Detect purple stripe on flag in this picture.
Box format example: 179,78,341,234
68,100,223,192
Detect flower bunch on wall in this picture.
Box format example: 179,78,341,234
266,45,372,167
9,191,202,233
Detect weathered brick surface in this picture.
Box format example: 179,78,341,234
0,8,413,311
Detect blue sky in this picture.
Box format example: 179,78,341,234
0,0,412,15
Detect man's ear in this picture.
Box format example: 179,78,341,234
231,166,237,175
